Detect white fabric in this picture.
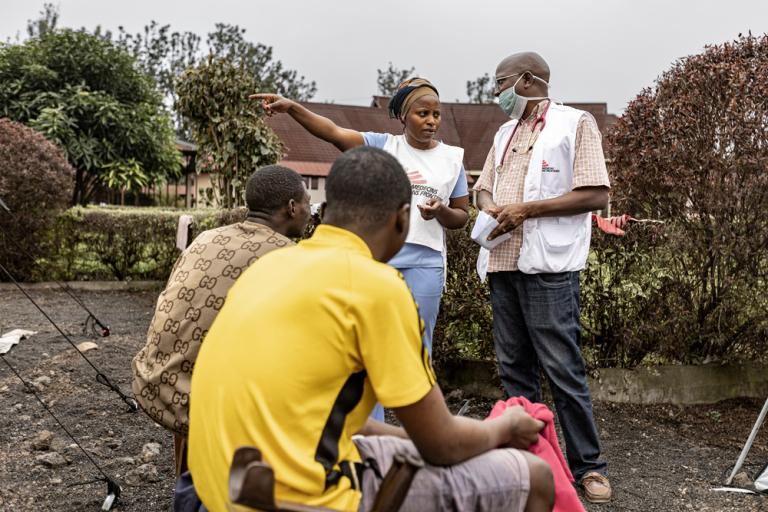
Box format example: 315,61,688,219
476,104,590,279
756,464,768,491
176,215,194,251
0,329,36,355
755,465,768,492
383,134,464,253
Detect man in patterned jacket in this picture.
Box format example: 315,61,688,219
132,164,311,475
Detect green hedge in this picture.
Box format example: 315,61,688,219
38,206,767,369
45,206,246,281
433,210,493,367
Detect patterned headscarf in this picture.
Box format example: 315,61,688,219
388,78,439,120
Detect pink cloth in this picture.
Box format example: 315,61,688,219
487,397,585,512
592,213,629,236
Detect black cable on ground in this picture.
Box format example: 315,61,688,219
0,355,121,511
0,202,110,337
0,261,137,412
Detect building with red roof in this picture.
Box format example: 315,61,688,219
177,97,617,206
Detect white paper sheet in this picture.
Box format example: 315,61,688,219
0,329,36,355
470,211,513,250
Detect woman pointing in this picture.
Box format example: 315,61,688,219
251,79,469,363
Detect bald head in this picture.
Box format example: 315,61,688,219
496,52,550,82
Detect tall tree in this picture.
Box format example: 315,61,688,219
376,62,416,96
466,73,496,104
114,22,316,136
206,23,316,101
25,3,59,39
0,29,180,205
115,21,201,109
176,56,283,208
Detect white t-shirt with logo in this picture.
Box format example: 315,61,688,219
363,132,468,268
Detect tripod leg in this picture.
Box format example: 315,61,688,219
726,397,768,485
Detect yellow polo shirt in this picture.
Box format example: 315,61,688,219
188,225,436,511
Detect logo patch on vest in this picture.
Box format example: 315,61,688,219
406,169,439,199
542,160,559,173
406,170,427,184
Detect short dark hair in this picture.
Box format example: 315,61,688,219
324,146,411,226
245,165,306,214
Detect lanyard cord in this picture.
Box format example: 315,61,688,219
498,100,552,169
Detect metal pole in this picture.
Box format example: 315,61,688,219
726,397,768,485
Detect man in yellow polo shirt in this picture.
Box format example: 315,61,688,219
187,147,555,512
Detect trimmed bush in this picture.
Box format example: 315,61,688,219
580,222,670,367
0,118,74,281
433,210,494,368
602,34,768,364
48,206,246,281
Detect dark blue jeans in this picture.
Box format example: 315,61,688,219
489,270,607,481
174,471,207,512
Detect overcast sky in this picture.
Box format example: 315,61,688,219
2,0,767,114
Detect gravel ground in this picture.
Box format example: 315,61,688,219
1,289,766,511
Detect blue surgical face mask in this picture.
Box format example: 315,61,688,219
498,74,548,120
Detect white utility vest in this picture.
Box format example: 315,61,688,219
490,103,592,274
383,134,464,252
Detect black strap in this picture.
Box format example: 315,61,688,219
324,458,381,491
315,370,368,490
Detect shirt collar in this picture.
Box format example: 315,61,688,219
241,219,293,243
302,224,373,259
521,99,550,124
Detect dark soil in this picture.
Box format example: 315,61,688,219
1,289,766,511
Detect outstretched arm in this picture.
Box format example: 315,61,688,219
250,93,364,151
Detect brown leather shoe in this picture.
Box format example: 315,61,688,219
581,472,611,503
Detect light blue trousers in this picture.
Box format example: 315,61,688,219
370,266,443,422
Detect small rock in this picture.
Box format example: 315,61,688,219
19,415,31,422
141,442,161,462
445,389,464,401
731,471,753,488
0,385,8,392
32,376,52,387
50,478,62,485
50,437,68,453
76,341,99,353
114,456,136,466
35,452,69,468
31,430,55,451
104,437,122,450
125,463,161,485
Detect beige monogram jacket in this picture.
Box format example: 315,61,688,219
131,221,292,434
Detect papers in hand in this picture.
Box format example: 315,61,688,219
471,211,513,250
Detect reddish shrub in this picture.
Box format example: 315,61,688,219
0,118,74,280
597,34,768,363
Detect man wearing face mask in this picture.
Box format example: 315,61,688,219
473,52,611,504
